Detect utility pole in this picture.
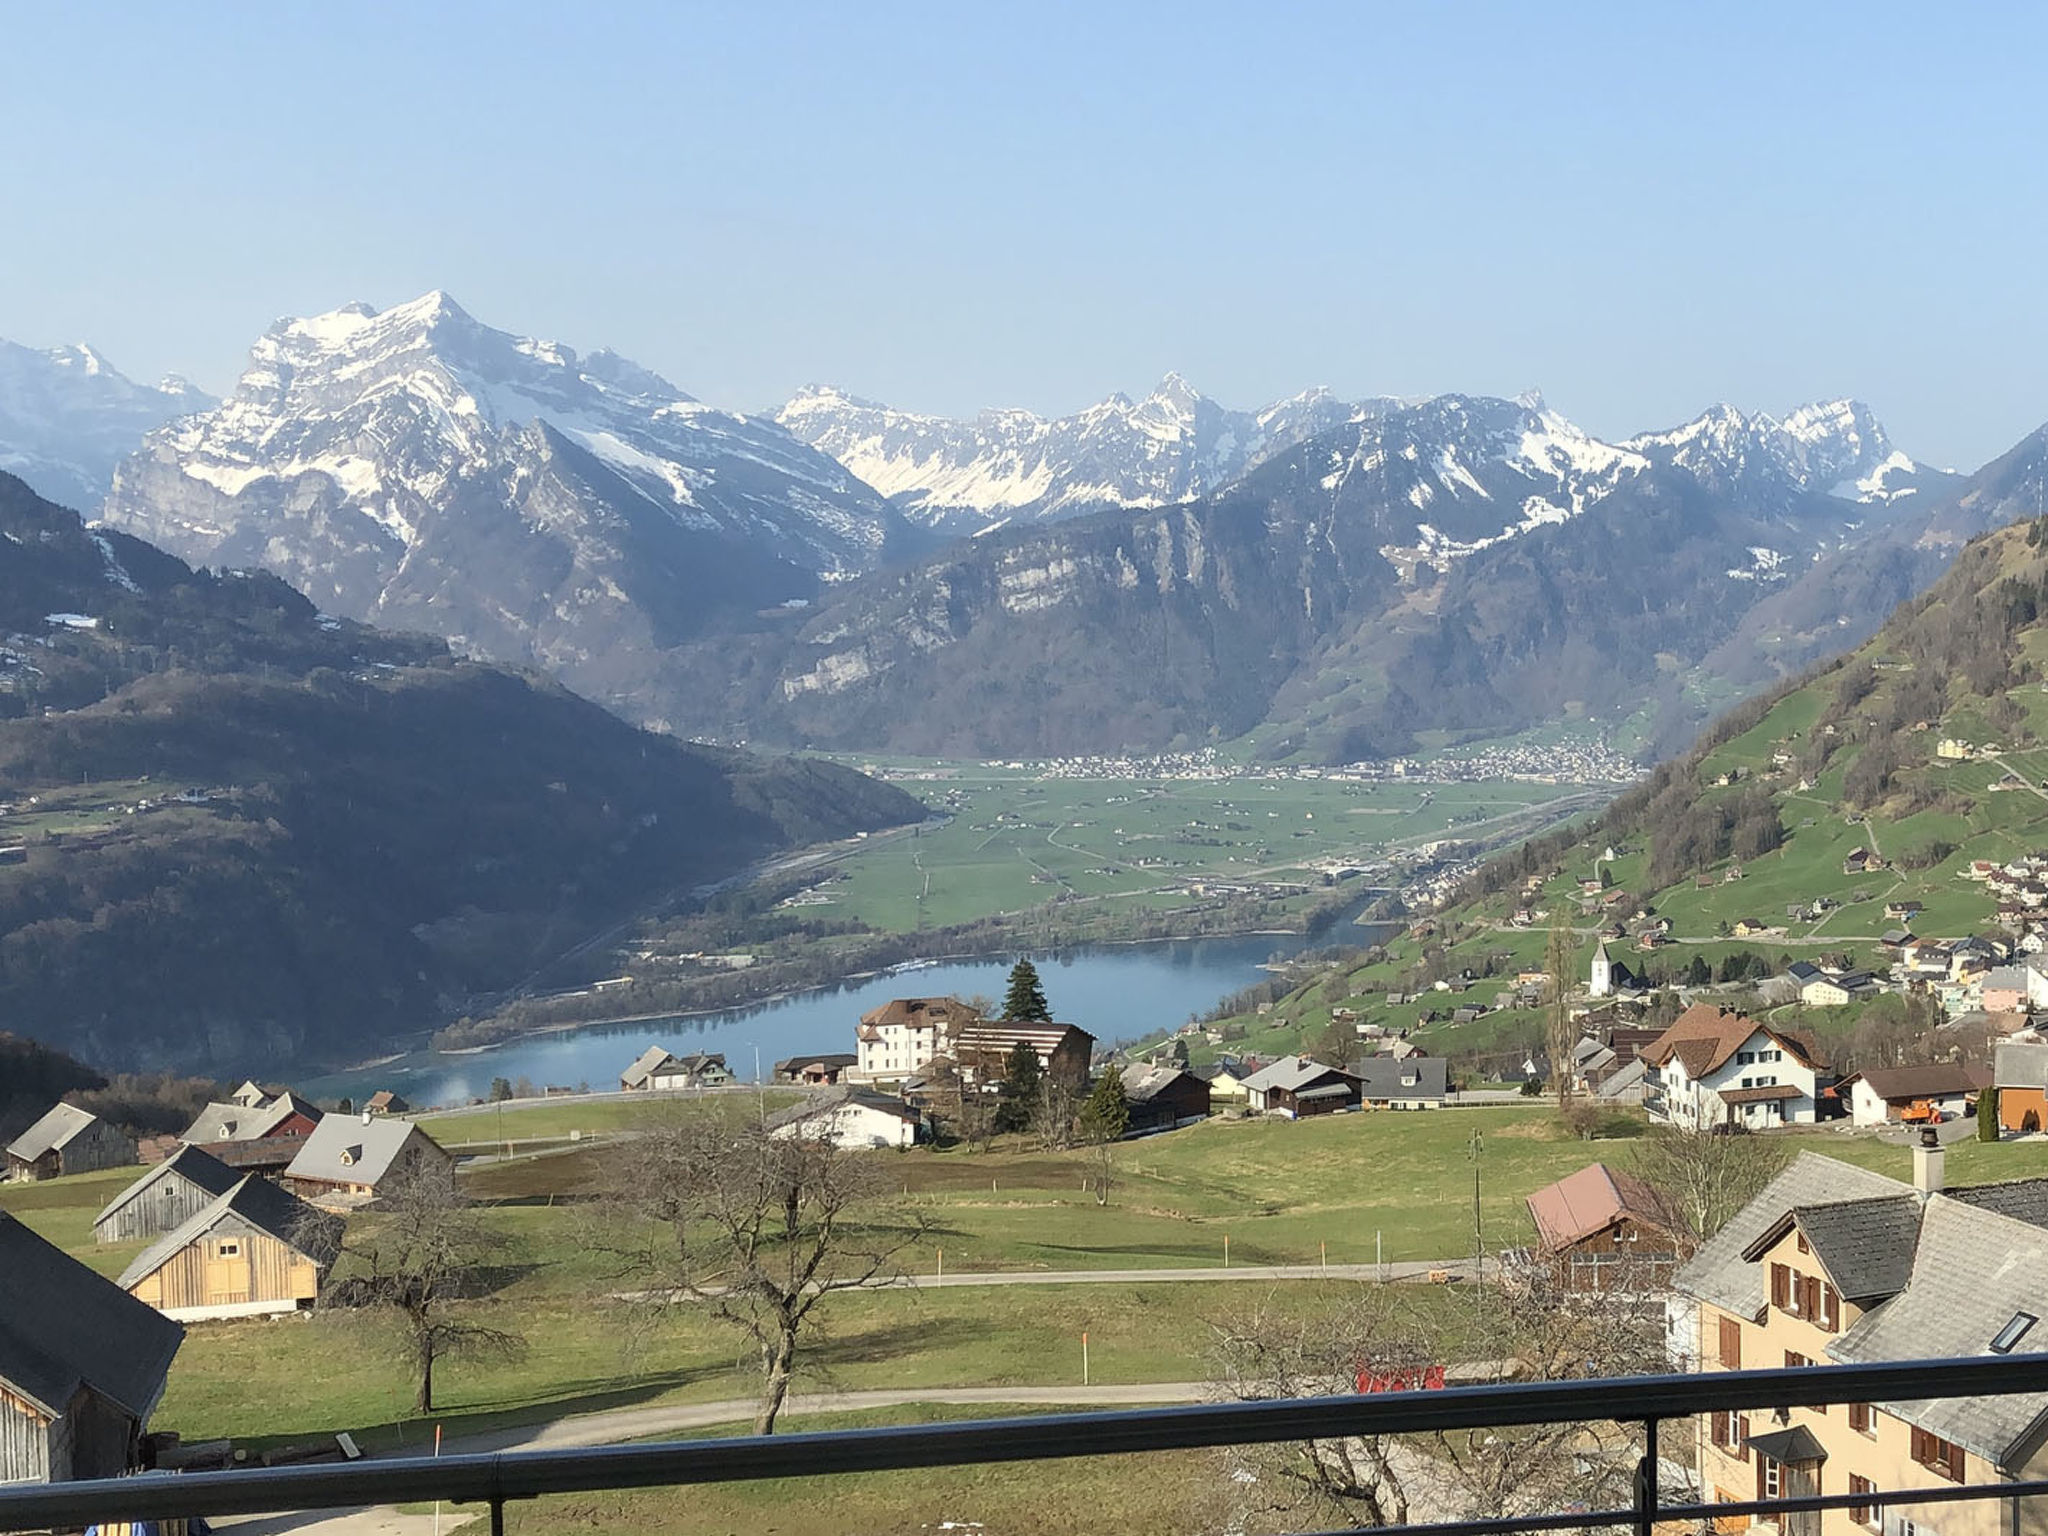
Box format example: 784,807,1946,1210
1467,1126,1485,1291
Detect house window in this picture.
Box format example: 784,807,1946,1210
1910,1426,1966,1482
1710,1411,1750,1459
1796,1232,1810,1254
1820,1283,1840,1332
216,1240,241,1257
1849,1473,1878,1529
1718,1316,1743,1368
1991,1311,2037,1353
1849,1401,1876,1436
1785,1349,1808,1369
1759,1458,1782,1500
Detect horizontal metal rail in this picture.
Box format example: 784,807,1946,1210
5,1354,2048,1532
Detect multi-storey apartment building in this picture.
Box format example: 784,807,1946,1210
1672,1140,2048,1536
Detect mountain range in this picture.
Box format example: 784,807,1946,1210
7,291,2042,762
0,339,213,511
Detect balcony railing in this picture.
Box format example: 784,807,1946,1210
5,1354,2048,1536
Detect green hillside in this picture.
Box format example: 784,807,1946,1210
1209,515,2048,1076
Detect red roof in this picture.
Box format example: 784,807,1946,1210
1525,1162,1682,1254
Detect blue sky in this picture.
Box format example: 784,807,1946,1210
3,2,2045,468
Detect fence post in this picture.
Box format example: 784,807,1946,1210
1635,1415,1660,1536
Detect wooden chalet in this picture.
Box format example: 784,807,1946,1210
953,1020,1096,1093
4,1103,134,1183
118,1175,341,1322
1241,1056,1362,1118
1117,1064,1212,1134
0,1212,183,1484
774,1053,859,1086
92,1145,241,1245
1524,1162,1685,1293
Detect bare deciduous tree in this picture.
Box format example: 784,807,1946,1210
598,1102,929,1433
321,1161,524,1415
1211,1269,1669,1531
1628,1125,1789,1240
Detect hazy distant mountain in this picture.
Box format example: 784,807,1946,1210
776,375,1356,530
0,339,212,509
100,293,909,723
696,392,1951,760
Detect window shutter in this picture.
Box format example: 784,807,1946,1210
1948,1439,1966,1481
1738,1414,1751,1462
1772,1264,1790,1309
1805,1274,1822,1320
1720,1316,1743,1368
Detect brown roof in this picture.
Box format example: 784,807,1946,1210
1642,1002,1825,1077
1849,1063,1991,1102
858,996,978,1030
1525,1162,1681,1254
1718,1083,1806,1104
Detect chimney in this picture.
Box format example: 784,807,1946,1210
1913,1126,1945,1197
361,1109,373,1126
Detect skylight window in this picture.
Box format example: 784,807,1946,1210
1991,1312,2038,1354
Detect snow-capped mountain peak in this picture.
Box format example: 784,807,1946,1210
1624,397,1920,502
97,294,901,708
0,338,217,510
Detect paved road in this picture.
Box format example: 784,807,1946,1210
611,1257,1489,1303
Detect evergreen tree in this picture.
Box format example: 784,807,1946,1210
995,1041,1043,1132
1002,959,1052,1022
1082,1067,1130,1143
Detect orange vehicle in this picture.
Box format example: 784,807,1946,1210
1899,1099,1942,1124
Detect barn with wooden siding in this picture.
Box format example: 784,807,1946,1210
92,1145,241,1245
4,1103,135,1183
283,1114,453,1209
118,1176,341,1322
0,1212,183,1484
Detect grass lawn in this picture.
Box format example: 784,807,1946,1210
501,1404,1223,1536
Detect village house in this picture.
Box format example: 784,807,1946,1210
618,1048,734,1092
92,1144,242,1245
764,1087,925,1151
1351,1055,1448,1109
1190,1060,1251,1104
1117,1064,1212,1134
1672,1143,2048,1536
1241,1056,1362,1118
5,1103,135,1183
773,1053,859,1086
0,1212,183,1484
281,1114,454,1209
364,1090,410,1116
1838,1064,1988,1127
950,1019,1096,1095
1524,1162,1685,1293
117,1175,342,1322
179,1091,320,1146
853,996,981,1081
1642,1003,1831,1129
1995,1041,2048,1133
1799,969,1881,1008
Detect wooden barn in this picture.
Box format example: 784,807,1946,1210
118,1175,342,1321
93,1144,242,1245
0,1212,183,1484
178,1091,320,1146
1118,1064,1212,1134
5,1103,135,1183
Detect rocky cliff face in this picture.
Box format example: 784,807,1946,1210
100,293,908,722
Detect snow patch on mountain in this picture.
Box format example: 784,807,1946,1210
0,339,215,509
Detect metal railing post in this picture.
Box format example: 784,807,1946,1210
491,1493,505,1536
1635,1415,1660,1536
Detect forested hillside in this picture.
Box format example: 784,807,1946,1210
0,473,922,1073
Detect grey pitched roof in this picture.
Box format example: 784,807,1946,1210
94,1144,240,1229
180,1093,311,1143
0,1211,183,1420
620,1045,677,1087
1674,1152,1911,1318
5,1101,102,1161
764,1085,918,1132
1745,1424,1829,1464
1946,1177,2048,1232
1740,1195,1923,1304
284,1114,442,1188
1119,1064,1198,1103
1828,1193,2048,1468
1352,1056,1448,1100
118,1174,341,1292
1596,1057,1648,1100
1997,1041,2048,1091
1241,1055,1355,1094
